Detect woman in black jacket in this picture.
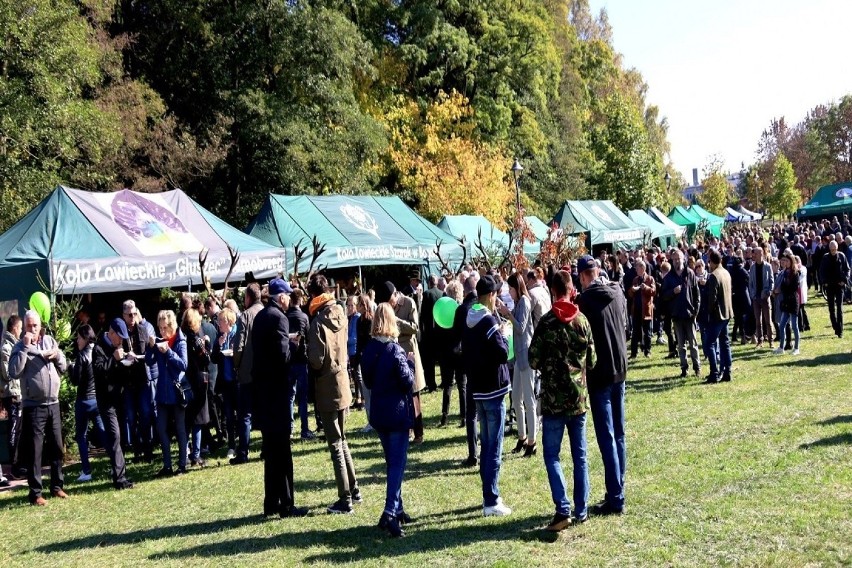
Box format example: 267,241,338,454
182,309,211,467
70,324,105,482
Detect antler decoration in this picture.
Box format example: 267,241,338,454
292,235,327,289
198,246,242,306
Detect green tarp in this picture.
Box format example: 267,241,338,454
437,215,540,257
647,207,688,239
551,200,646,250
797,182,852,219
627,209,678,249
688,204,726,237
525,216,552,242
0,186,286,319
246,194,465,274
668,205,702,234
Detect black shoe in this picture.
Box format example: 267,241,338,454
522,443,537,458
721,373,731,383
114,479,134,490
229,456,248,465
9,468,27,480
458,419,466,428
175,467,188,475
461,456,478,468
440,414,448,427
680,369,687,378
511,438,527,454
327,499,353,514
281,505,309,518
351,489,363,504
397,510,414,525
546,512,572,532
378,513,405,537
154,467,174,478
665,353,677,359
0,478,10,487
591,501,624,516
573,512,589,524
704,374,719,384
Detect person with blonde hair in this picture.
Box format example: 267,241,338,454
147,310,189,476
212,307,239,458
361,303,416,537
439,280,466,427
181,308,211,467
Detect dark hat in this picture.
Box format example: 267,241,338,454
476,275,498,296
110,318,129,340
408,269,421,281
576,255,597,273
374,281,396,304
268,278,293,296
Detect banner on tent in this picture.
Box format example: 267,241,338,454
602,229,644,243
51,252,284,293
335,244,433,263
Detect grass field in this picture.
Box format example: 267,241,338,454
1,297,850,567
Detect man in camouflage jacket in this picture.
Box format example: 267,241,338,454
529,270,595,532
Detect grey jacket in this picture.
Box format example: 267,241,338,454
8,334,68,407
1,331,21,400
748,262,774,301
234,300,264,385
511,295,534,370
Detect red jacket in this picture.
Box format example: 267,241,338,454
627,273,656,320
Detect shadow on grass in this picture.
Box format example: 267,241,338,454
140,513,562,562
627,376,688,393
764,352,851,368
32,514,268,553
816,415,852,426
799,433,852,448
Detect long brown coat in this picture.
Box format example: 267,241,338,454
394,294,426,393
308,300,352,412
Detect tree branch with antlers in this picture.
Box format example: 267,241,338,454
291,234,327,289
198,245,241,306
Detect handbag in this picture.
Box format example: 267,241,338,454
173,376,194,408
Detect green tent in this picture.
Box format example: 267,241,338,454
246,194,465,274
627,210,678,248
437,214,540,257
0,186,286,318
668,205,702,234
647,207,688,239
551,200,646,251
688,204,726,237
797,182,852,219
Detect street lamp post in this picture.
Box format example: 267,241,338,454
664,171,672,191
512,159,523,214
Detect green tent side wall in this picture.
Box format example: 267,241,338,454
552,200,646,251
687,204,726,237
627,210,678,248
668,205,701,234
797,182,852,219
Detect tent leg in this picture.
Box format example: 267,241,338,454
358,266,363,295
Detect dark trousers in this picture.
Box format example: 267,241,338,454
629,317,651,357
20,404,64,501
826,286,844,335
439,356,466,418
663,315,676,355
421,334,438,392
236,383,253,459
201,379,222,449
221,380,238,450
262,431,295,514
412,393,423,438
123,382,155,459
2,396,23,470
98,400,128,485
752,297,773,343
465,387,479,460
799,305,810,331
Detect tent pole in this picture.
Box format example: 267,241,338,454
358,265,363,294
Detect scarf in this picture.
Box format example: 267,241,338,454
309,293,335,316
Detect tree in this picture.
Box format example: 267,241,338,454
765,153,799,219
697,156,732,215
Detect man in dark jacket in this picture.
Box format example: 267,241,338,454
729,257,751,344
419,275,443,393
92,319,134,490
252,278,307,518
120,300,158,464
820,240,850,337
286,291,313,440
462,275,512,517
231,283,263,465
453,275,478,466
661,250,701,378
704,249,734,383
576,256,627,516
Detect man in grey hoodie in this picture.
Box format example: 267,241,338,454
8,310,68,505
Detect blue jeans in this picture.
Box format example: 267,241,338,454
703,319,732,378
75,398,106,475
221,380,238,450
190,425,202,461
778,311,800,350
475,397,505,507
542,413,588,517
377,429,409,516
237,383,253,459
288,364,309,436
123,381,156,456
589,382,626,509
156,404,187,470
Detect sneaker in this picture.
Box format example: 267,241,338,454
281,505,309,518
483,499,512,517
114,479,134,490
792,349,800,356
546,512,572,532
772,348,784,355
229,456,248,465
574,512,589,524
155,467,174,478
226,449,236,459
461,456,478,468
327,499,353,514
76,472,92,482
590,501,624,516
0,477,9,487
351,489,363,504
378,512,405,537
301,431,317,440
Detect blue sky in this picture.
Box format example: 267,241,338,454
589,0,852,182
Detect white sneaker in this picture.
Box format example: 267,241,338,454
483,498,512,517
226,449,236,459
77,473,92,482
772,348,784,355
792,349,800,356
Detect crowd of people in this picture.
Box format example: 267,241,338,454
0,213,849,536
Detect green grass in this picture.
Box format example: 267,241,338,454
1,297,850,567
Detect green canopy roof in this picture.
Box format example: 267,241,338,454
668,205,702,234
551,200,646,250
627,209,678,249
0,186,286,313
688,204,726,237
246,194,464,273
797,182,852,219
647,207,688,238
437,215,540,257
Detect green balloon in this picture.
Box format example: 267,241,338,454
433,296,458,329
29,292,51,323
55,320,72,343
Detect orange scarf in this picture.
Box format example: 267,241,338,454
309,293,335,316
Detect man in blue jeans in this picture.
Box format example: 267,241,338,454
577,255,628,516
529,270,596,531
285,292,314,440
702,249,734,383
462,275,512,517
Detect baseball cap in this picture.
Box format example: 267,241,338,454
268,278,293,296
475,275,498,296
576,255,596,273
